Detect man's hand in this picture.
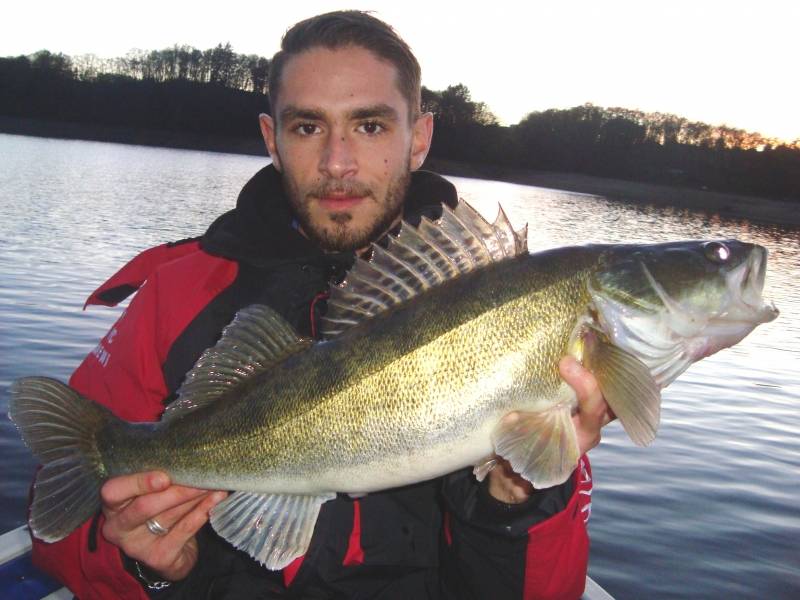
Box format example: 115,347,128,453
100,471,227,582
561,356,616,456
487,356,615,504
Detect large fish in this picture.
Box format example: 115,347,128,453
9,202,778,570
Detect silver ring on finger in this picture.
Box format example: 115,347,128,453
146,517,170,536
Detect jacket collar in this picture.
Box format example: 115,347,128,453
200,164,458,267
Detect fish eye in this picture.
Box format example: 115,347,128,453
703,241,731,263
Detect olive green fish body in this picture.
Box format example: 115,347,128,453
99,250,596,495
9,202,777,569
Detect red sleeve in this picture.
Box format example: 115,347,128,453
31,273,169,599
440,457,592,600
84,240,201,309
522,456,592,600
31,250,238,599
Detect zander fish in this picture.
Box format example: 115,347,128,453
8,202,778,570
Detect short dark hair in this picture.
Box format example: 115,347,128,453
268,11,421,120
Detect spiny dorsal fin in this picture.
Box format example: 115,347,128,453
164,305,312,420
320,201,528,338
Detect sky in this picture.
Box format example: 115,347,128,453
2,0,798,142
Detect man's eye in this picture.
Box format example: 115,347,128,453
358,121,384,135
295,123,320,136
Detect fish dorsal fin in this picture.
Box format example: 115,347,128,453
163,305,312,420
320,201,527,338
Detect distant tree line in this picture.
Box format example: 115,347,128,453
35,44,270,93
1,47,798,200
441,103,800,199
0,49,264,136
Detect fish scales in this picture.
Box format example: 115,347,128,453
98,250,595,493
9,202,777,568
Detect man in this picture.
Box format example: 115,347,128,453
31,11,612,600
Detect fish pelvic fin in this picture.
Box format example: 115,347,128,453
165,304,312,420
583,330,661,446
492,405,580,490
8,377,111,542
210,491,336,570
321,200,528,338
473,456,499,482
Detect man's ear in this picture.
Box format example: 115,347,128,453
259,113,282,172
410,112,434,171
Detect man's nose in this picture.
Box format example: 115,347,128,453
319,133,357,178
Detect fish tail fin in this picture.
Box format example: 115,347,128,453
9,376,113,542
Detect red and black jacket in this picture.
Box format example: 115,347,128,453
32,165,592,600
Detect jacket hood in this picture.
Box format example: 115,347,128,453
200,164,458,267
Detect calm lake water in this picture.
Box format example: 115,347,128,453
1,133,798,598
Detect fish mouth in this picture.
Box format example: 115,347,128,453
725,245,779,325
689,245,778,361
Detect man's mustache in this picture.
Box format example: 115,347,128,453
309,180,373,198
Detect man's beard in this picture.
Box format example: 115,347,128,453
283,167,411,253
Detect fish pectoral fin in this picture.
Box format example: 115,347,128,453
491,406,579,490
583,332,661,446
210,491,335,570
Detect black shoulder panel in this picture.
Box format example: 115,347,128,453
160,258,347,400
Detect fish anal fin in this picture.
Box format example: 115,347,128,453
210,491,336,570
491,406,579,490
583,329,661,446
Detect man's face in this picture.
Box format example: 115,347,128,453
260,45,432,252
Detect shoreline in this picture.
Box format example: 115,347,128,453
0,116,266,157
425,158,800,228
2,116,798,227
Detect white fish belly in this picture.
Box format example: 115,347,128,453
327,423,497,494
197,419,496,496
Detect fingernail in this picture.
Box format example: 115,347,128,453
150,473,168,489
